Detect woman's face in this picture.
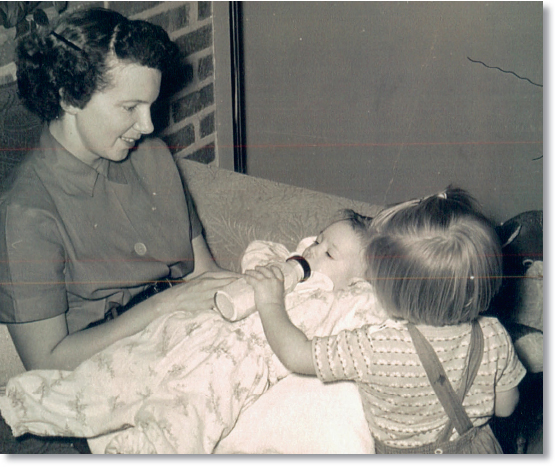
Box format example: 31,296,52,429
62,61,162,167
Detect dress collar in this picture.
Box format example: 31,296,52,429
39,125,128,197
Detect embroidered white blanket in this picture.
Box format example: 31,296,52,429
0,239,386,454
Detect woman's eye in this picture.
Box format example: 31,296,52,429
124,105,137,112
326,251,333,259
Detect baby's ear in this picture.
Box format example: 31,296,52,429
353,255,369,281
363,264,372,280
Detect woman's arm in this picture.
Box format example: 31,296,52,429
245,265,316,375
186,234,226,277
8,271,240,371
8,236,240,371
7,306,166,371
7,295,178,371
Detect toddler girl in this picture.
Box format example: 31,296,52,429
247,187,526,454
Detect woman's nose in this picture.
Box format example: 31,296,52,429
134,109,155,135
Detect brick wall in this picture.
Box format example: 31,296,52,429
112,1,217,165
0,1,218,166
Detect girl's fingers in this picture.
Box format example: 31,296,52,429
245,265,284,280
256,265,285,280
255,266,273,278
268,265,284,279
244,268,268,279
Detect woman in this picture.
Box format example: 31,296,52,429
0,212,387,453
0,7,238,373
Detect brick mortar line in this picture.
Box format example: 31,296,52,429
169,18,214,41
128,1,191,21
173,137,216,159
162,102,217,135
168,75,215,103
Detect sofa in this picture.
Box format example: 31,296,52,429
0,157,542,454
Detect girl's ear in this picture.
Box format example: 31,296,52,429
59,88,79,115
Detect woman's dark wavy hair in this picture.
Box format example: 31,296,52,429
16,7,181,121
366,186,502,326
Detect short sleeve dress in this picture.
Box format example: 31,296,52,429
0,126,203,332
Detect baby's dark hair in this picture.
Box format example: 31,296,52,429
336,209,374,264
366,187,502,326
16,7,181,121
338,208,373,234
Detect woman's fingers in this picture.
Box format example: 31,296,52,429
150,276,240,314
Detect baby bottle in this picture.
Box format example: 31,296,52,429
215,255,311,321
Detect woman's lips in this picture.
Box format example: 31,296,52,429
120,136,137,146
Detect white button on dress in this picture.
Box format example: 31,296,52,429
134,242,147,256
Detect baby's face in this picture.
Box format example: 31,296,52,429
302,221,367,289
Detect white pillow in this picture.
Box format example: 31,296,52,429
215,374,375,454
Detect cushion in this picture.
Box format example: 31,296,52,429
215,374,374,454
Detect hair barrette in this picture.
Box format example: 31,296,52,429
50,31,85,53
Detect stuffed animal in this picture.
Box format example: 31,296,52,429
491,210,543,373
488,210,543,454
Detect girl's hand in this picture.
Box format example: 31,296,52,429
244,265,286,310
245,266,316,376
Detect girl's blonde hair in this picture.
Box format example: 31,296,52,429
366,187,502,326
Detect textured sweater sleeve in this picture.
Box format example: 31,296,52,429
312,327,374,383
489,319,527,392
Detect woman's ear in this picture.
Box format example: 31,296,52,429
59,88,79,115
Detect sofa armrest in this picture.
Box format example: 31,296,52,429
177,159,382,271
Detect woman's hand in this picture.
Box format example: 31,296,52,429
152,270,242,315
155,235,242,314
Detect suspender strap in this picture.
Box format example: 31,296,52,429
407,321,484,438
457,322,484,401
